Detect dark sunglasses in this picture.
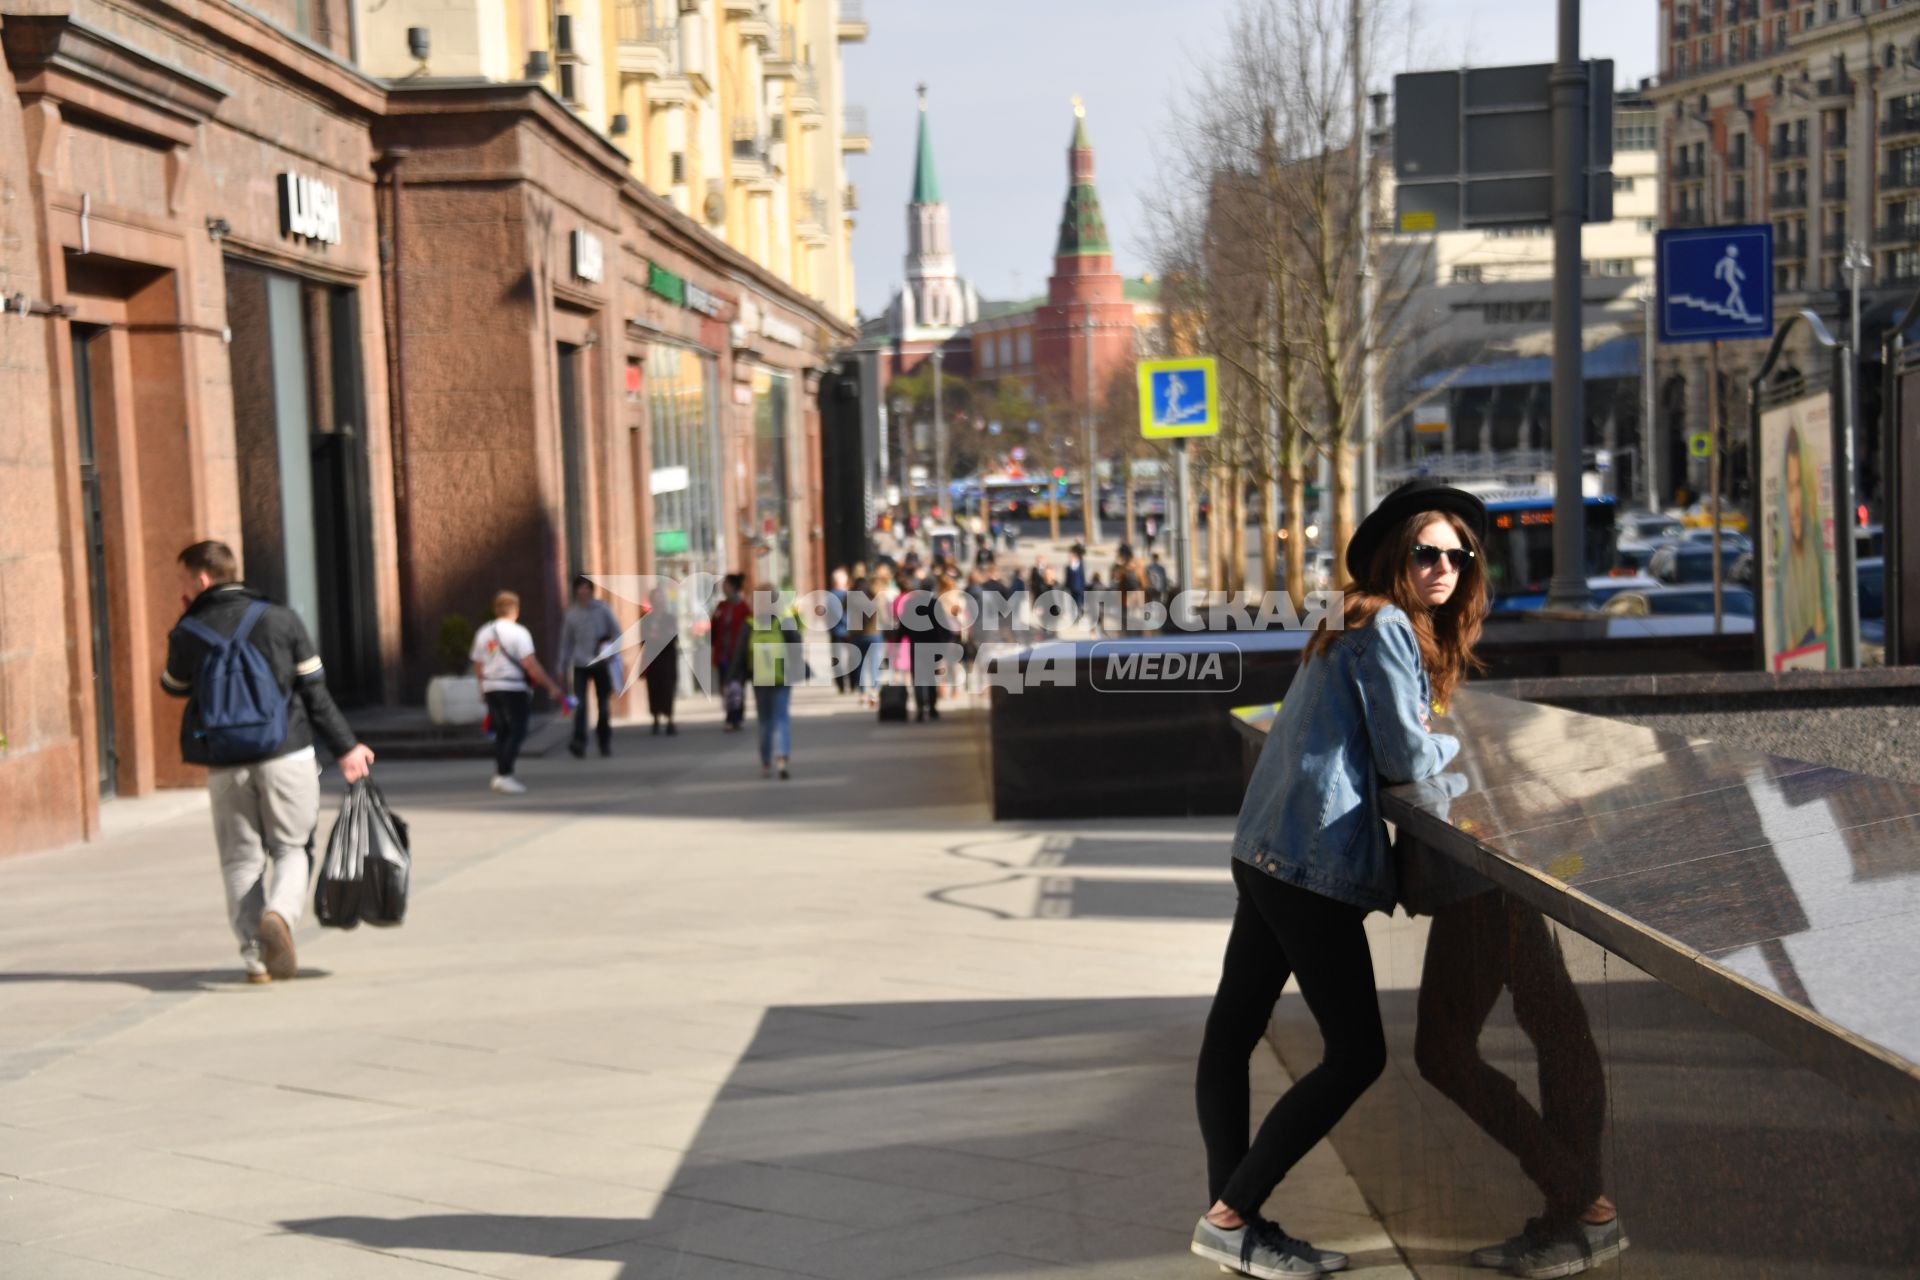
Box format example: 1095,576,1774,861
1412,543,1474,572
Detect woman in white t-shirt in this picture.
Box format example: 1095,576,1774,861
469,589,564,795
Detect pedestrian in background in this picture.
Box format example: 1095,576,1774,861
1191,478,1489,1278
829,566,854,693
472,589,565,795
734,596,801,779
162,541,374,983
711,574,750,732
559,575,620,759
643,585,679,735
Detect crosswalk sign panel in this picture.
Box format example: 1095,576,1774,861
1656,225,1774,344
1138,358,1221,438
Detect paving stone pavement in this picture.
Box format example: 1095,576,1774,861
0,687,1411,1279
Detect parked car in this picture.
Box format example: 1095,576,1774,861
1636,585,1755,617
1678,527,1751,553
1649,543,1746,584
1681,502,1749,532
1616,510,1683,543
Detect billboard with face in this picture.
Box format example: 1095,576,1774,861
1758,393,1836,671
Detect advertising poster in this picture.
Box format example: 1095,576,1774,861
1758,393,1837,671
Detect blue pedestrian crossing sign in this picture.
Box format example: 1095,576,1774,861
1656,225,1774,344
1138,357,1220,438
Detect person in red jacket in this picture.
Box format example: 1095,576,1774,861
710,574,751,732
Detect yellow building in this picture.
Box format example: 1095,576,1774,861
354,0,867,322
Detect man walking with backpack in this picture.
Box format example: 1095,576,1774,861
161,541,374,983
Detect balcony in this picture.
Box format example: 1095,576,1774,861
1724,197,1748,220
1883,168,1920,191
722,0,759,15
1670,207,1708,228
838,0,869,43
1772,187,1808,210
1671,155,1702,180
1828,129,1850,149
841,104,870,153
1877,222,1920,246
615,4,678,77
1772,137,1809,162
796,190,830,243
791,70,822,119
1821,229,1850,253
1816,76,1854,99
1822,178,1850,201
737,4,771,42
1726,150,1748,173
1776,234,1808,261
731,121,770,181
843,181,858,211
762,23,797,76
1883,111,1920,141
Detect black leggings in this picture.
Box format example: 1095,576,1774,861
1413,890,1605,1227
486,690,531,777
1196,860,1388,1216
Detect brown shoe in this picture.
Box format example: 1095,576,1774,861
246,971,273,985
259,911,297,981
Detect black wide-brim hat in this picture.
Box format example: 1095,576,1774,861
1344,478,1490,583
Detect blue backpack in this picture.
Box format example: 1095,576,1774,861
176,600,288,764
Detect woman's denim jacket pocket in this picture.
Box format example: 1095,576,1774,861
1232,606,1461,912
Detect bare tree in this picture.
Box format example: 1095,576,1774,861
1144,0,1436,599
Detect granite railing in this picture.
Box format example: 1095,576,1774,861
1230,682,1920,1275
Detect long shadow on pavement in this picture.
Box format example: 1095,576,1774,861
284,996,1225,1278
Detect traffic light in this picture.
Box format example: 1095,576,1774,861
1053,466,1067,490
1859,503,1870,527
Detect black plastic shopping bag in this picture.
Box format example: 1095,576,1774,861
314,783,366,929
358,781,412,926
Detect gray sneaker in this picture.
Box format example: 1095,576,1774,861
1191,1216,1347,1277
1470,1217,1628,1278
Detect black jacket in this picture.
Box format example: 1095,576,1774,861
161,583,359,766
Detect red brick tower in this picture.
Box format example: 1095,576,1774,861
1035,99,1136,429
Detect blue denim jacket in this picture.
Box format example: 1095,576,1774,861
1232,604,1461,912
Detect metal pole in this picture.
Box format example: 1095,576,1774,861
1176,437,1195,610
1083,306,1103,545
1353,0,1378,525
932,349,947,524
1546,0,1590,609
1710,339,1723,633
1887,330,1906,664
1642,287,1658,510
1835,340,1862,669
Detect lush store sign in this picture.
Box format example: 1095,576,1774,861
278,172,342,246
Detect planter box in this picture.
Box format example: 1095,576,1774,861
426,674,486,725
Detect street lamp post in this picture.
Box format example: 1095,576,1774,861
932,348,947,524
1082,305,1103,545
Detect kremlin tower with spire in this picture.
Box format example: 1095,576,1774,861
1033,98,1136,423
882,85,979,345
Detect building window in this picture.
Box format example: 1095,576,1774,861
1637,217,1657,232
1451,265,1484,283
980,339,995,371
1613,175,1636,193
1016,332,1032,364
1000,335,1014,366
1480,300,1552,323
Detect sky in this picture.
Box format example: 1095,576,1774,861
840,0,1659,318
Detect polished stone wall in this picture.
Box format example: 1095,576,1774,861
1269,898,1920,1279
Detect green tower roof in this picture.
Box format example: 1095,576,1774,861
1056,105,1110,256
911,91,941,205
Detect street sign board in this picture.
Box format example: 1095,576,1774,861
1656,225,1774,344
1138,358,1220,439
1393,60,1614,232
1689,432,1712,459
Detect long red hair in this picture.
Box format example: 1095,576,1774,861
1302,509,1489,707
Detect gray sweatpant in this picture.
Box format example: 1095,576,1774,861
207,749,321,959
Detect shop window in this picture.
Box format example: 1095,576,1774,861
648,343,723,583
223,259,379,702
752,367,794,589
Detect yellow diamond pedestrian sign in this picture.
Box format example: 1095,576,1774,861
1138,358,1220,439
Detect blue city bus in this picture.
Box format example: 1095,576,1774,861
1468,487,1619,613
